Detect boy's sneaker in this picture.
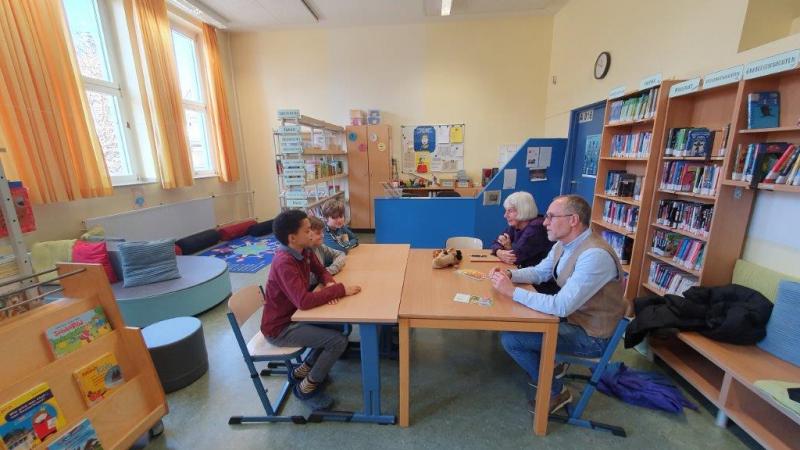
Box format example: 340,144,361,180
292,383,334,410
527,386,573,415
527,362,570,389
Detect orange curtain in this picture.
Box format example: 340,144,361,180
202,24,239,183
129,0,194,189
0,0,113,204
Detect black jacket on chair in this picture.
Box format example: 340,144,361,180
625,284,773,348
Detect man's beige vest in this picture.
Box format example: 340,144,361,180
552,232,626,339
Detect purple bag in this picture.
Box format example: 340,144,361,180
593,363,698,414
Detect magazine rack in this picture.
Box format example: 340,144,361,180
0,263,167,449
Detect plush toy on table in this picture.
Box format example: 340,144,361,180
432,248,462,269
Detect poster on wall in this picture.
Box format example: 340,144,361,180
413,126,436,151
402,124,466,173
582,134,601,178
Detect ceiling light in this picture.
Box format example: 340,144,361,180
441,0,452,16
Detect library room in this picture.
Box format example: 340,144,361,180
1,0,799,449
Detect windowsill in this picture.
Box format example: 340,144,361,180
112,178,159,188
194,173,219,180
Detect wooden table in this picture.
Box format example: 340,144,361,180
293,244,409,424
398,249,559,435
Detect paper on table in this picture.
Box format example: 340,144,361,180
503,169,517,189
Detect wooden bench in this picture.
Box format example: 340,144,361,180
650,259,800,450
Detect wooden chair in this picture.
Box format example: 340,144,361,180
445,236,483,249
227,285,307,424
548,318,630,437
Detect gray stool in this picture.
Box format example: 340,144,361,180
142,317,208,393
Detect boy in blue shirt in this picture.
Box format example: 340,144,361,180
320,199,359,253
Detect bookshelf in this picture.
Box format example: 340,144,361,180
637,79,756,299
0,264,166,449
273,112,350,218
724,67,800,193
591,81,676,307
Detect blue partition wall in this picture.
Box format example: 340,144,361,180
375,138,566,248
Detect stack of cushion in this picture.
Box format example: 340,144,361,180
218,219,257,241
176,229,220,255
247,219,273,237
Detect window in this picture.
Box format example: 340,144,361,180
171,23,216,176
62,0,141,185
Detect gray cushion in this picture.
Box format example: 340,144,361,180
118,239,180,288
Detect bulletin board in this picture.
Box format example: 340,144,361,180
400,124,465,173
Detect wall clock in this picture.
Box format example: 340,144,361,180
594,51,610,80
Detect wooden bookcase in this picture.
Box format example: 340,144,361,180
0,264,167,450
638,80,757,298
722,66,800,194
591,80,676,307
274,114,350,218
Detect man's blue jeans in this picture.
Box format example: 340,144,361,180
500,322,609,396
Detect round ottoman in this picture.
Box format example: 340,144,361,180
142,317,208,393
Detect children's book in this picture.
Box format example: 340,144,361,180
47,419,104,450
73,353,124,407
747,91,780,129
45,307,112,358
0,383,66,449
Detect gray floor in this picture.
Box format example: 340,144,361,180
142,234,760,450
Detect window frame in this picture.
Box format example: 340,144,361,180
63,0,144,186
169,17,218,178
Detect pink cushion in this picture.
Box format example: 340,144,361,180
218,219,257,241
72,241,118,283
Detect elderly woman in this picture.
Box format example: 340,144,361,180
490,191,552,268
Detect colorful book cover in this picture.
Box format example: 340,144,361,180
747,91,780,129
0,383,66,449
45,307,112,359
73,353,124,407
47,419,104,450
686,128,712,157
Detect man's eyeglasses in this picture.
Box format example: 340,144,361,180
544,212,575,221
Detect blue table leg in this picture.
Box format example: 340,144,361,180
351,323,395,424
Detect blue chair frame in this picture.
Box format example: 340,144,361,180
227,286,307,425
549,318,630,437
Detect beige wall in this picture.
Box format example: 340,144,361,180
0,30,251,247
739,0,800,51
545,0,800,137
545,0,800,275
230,16,554,220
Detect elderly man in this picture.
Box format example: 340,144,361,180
489,194,626,414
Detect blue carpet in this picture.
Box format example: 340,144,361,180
198,234,279,273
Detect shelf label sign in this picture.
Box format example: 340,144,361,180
703,65,743,89
285,189,307,200
744,49,800,80
608,86,626,99
280,142,302,154
282,168,306,177
277,109,300,119
279,135,302,145
639,73,662,90
282,159,306,170
669,78,701,98
278,125,301,134
283,175,305,186
285,199,309,207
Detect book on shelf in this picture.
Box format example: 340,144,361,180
608,87,660,123
731,144,748,181
602,200,639,232
747,91,780,129
763,144,798,184
73,352,124,407
648,261,698,295
610,132,652,158
47,419,104,450
743,142,791,186
672,238,705,271
0,383,67,448
719,123,731,157
633,175,644,200
45,306,112,359
660,162,720,196
664,127,714,158
600,230,632,265
656,199,714,237
652,229,682,257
